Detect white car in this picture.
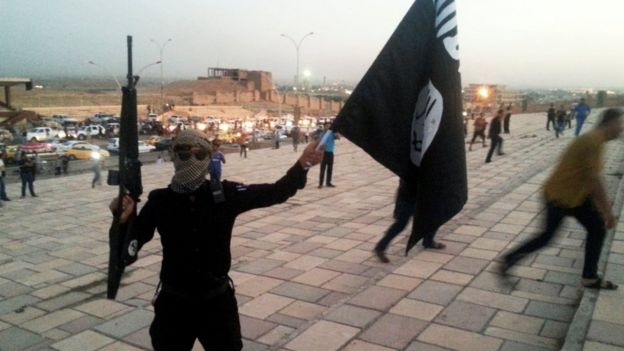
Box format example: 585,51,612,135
75,125,106,140
27,127,66,141
107,138,155,153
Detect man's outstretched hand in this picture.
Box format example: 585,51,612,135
298,141,325,169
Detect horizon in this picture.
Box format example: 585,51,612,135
2,0,623,90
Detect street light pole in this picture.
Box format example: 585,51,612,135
150,38,172,112
280,32,314,90
88,61,122,90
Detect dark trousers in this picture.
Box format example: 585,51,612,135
150,287,242,351
485,135,503,162
92,168,101,187
469,130,486,148
503,114,511,133
555,119,565,138
20,172,35,197
239,145,247,158
319,151,334,186
546,117,555,130
0,175,7,199
504,199,605,279
376,198,414,252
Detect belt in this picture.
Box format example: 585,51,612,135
160,279,230,301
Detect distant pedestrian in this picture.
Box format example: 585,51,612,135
291,126,300,152
273,129,281,149
0,150,10,202
574,98,592,136
503,103,513,134
238,134,248,158
546,103,556,131
501,108,623,290
374,179,446,262
318,122,337,188
468,112,488,151
304,130,309,143
485,110,505,163
18,152,37,198
555,105,567,138
210,143,226,181
61,155,69,175
92,158,102,188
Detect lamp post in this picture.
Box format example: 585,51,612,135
280,32,314,90
150,38,172,111
88,61,122,90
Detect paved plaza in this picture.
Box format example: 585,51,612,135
1,112,624,351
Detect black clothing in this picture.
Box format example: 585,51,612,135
546,107,556,130
19,158,36,197
485,135,503,162
503,111,512,134
504,198,605,279
134,162,307,291
488,116,502,137
319,151,334,186
132,162,308,350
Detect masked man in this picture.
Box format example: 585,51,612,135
111,129,323,350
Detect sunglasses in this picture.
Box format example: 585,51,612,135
173,144,209,161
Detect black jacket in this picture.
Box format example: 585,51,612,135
133,162,307,291
488,117,502,138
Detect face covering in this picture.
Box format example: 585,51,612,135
170,130,212,194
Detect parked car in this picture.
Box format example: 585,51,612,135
107,138,155,153
52,115,78,125
64,143,110,160
147,113,158,122
0,128,14,143
75,125,106,140
154,137,174,151
27,127,66,142
20,141,57,154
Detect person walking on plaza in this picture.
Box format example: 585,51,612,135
91,157,102,188
109,129,324,350
485,110,505,163
318,122,337,188
555,104,567,138
468,112,488,151
546,103,556,131
0,150,10,202
18,152,37,198
374,179,446,263
209,142,226,181
291,125,300,152
503,103,513,134
237,134,248,159
501,108,623,290
574,98,592,136
273,129,281,149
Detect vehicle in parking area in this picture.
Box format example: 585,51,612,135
75,125,106,140
147,113,158,122
27,127,66,141
51,140,88,152
0,129,13,143
154,137,173,151
20,141,57,154
106,138,155,153
52,115,78,124
64,143,110,160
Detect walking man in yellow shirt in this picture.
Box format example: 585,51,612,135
501,108,623,289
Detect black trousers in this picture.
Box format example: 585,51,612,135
485,135,503,162
546,116,555,130
504,198,606,279
319,151,334,186
503,114,511,133
150,287,242,351
469,130,486,147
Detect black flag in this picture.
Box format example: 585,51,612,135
332,0,467,253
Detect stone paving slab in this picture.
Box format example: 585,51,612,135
0,111,623,350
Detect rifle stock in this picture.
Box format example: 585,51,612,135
107,35,143,299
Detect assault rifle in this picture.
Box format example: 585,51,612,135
107,35,143,299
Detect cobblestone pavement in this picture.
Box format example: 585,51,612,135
0,111,623,351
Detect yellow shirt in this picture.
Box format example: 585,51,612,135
543,130,606,208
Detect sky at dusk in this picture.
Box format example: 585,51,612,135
1,0,623,89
